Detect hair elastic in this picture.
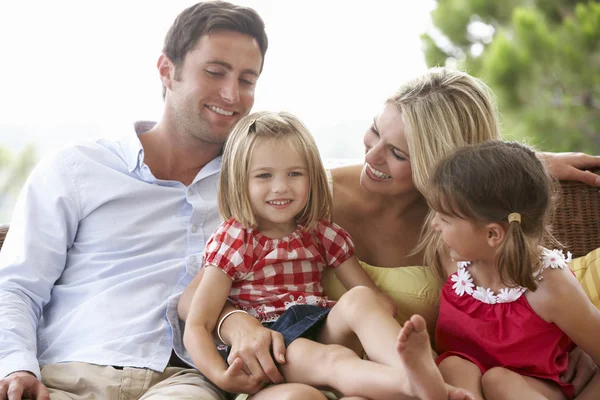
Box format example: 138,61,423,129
216,309,248,346
508,213,521,224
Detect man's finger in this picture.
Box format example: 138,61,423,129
34,384,50,400
7,383,24,400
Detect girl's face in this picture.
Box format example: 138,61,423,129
247,138,310,237
431,211,495,263
360,103,416,197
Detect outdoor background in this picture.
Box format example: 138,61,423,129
1,0,599,222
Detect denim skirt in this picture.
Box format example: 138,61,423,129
265,304,331,347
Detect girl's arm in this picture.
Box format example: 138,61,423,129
334,256,397,316
182,266,263,394
532,267,600,366
178,268,204,321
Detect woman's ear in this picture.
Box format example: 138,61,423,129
485,222,506,248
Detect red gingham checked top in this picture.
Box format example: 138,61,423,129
203,217,355,323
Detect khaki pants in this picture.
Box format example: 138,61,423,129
40,362,228,400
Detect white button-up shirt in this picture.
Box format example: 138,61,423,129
0,121,222,378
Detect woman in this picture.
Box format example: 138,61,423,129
182,67,599,400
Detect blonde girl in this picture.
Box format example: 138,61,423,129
427,140,600,399
180,111,468,400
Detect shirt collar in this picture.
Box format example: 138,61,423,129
123,121,155,173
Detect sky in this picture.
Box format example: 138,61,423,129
0,1,436,220
0,0,435,159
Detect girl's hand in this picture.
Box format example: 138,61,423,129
560,347,598,397
222,312,286,386
538,152,600,186
219,357,265,395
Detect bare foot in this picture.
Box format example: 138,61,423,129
397,314,447,400
447,385,474,400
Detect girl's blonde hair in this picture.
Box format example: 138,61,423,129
218,111,332,231
426,141,558,291
388,67,503,266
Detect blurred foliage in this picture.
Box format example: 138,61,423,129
422,0,600,153
0,144,36,222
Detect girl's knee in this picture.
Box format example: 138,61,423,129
324,343,360,366
481,367,511,394
336,286,378,311
438,356,469,373
249,383,327,400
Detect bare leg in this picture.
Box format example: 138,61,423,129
249,383,328,400
397,315,452,400
280,338,417,400
482,367,567,400
575,370,600,400
438,356,484,400
316,287,468,400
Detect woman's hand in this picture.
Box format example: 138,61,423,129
560,347,598,397
538,152,600,186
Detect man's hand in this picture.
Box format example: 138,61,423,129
0,371,50,400
221,312,286,386
560,346,598,397
539,152,600,186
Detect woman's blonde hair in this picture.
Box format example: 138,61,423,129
388,67,503,269
218,111,332,231
426,141,557,290
387,67,502,195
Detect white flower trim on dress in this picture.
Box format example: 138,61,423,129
452,248,570,304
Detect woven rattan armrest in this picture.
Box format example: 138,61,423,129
552,172,600,258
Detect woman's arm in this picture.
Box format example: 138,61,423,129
538,152,600,187
182,266,262,394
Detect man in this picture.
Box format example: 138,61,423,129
0,2,301,399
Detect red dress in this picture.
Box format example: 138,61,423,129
435,249,575,398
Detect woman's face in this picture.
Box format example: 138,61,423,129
360,103,416,196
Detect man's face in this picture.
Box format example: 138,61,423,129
167,30,263,144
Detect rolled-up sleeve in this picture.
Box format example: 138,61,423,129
0,149,80,378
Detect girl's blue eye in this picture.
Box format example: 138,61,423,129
289,171,302,177
256,173,271,178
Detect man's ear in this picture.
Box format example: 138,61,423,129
486,222,506,248
157,54,176,92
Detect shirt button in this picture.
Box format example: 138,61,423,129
191,224,198,233
189,255,197,263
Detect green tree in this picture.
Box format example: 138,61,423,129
0,145,37,222
422,0,600,153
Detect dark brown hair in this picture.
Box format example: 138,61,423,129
161,0,268,98
425,140,558,291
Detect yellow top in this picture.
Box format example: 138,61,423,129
322,261,441,336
